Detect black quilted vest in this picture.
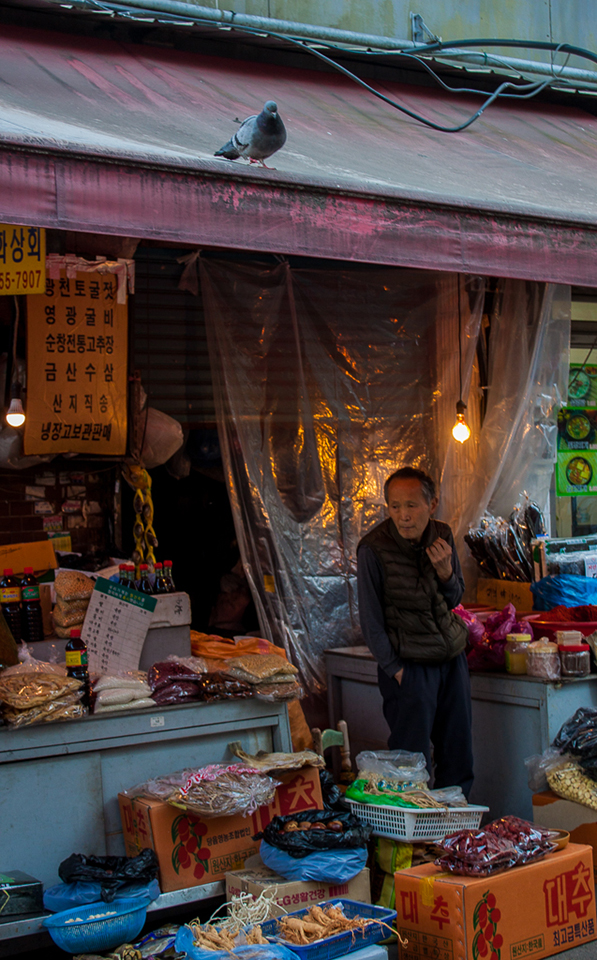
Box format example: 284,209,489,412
359,518,468,663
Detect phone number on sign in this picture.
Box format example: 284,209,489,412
0,269,43,292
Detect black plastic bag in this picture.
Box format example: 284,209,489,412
58,849,159,902
554,708,597,757
319,770,348,811
254,809,371,858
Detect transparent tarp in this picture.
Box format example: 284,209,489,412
201,259,484,691
447,281,570,590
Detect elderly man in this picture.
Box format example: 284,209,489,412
357,466,473,796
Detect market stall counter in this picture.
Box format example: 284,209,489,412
0,697,292,891
324,646,597,820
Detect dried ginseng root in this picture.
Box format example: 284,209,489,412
188,922,239,951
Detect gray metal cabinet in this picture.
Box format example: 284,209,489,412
0,699,292,890
324,645,597,820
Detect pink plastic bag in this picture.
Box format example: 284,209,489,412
467,603,534,671
453,605,484,645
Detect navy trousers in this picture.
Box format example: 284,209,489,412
377,651,474,797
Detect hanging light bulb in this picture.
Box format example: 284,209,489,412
452,400,471,444
6,382,25,428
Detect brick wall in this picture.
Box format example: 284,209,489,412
0,465,116,554
0,476,45,545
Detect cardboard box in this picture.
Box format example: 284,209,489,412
476,578,533,611
394,844,597,960
119,766,323,893
0,540,57,576
533,791,597,867
226,862,371,916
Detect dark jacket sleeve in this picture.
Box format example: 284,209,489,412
357,543,403,677
436,528,465,609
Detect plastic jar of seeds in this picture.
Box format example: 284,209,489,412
559,643,591,678
526,639,561,681
504,634,532,675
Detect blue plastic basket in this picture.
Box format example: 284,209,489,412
43,897,149,953
261,899,397,960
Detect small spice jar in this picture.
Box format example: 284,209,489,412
504,633,532,675
526,639,561,681
559,643,591,678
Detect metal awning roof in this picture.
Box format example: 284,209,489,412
1,23,597,283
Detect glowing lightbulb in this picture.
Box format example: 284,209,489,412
6,397,25,428
452,401,470,444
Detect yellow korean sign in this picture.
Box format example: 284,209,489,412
0,224,45,295
24,270,128,455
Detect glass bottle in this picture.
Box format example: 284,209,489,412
0,568,22,642
137,563,153,595
21,567,44,644
153,562,169,595
65,627,90,708
163,560,176,593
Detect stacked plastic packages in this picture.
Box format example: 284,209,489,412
52,571,95,638
0,669,85,727
93,672,154,714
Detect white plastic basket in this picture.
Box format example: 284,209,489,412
346,799,489,841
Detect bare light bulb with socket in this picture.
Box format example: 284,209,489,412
452,400,471,444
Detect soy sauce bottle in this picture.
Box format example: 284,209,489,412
21,567,44,644
136,563,153,595
0,568,22,642
153,563,169,595
65,627,90,708
163,560,176,593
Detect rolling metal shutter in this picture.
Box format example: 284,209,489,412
132,248,215,427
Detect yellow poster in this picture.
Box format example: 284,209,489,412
0,224,45,295
24,270,127,455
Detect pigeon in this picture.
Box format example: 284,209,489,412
214,100,287,167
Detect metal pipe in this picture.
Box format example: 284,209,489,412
443,50,597,87
80,0,420,50
49,0,597,89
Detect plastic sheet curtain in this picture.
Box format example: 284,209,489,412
447,280,570,594
201,259,484,691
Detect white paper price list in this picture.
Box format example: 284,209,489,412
82,577,157,675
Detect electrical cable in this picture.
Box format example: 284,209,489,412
457,278,463,403
62,4,597,131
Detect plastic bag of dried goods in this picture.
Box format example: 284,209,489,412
355,750,429,785
254,681,304,702
94,671,149,691
124,764,280,818
0,672,81,708
54,570,95,602
435,830,519,877
223,654,298,682
3,693,85,727
148,661,208,692
52,603,88,629
256,810,371,856
94,698,154,714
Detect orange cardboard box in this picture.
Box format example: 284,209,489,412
119,765,323,893
533,791,597,872
476,578,533,611
226,861,371,917
0,539,57,576
394,844,596,960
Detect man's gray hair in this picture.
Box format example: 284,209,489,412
384,467,436,505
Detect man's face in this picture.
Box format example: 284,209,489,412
386,478,438,542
